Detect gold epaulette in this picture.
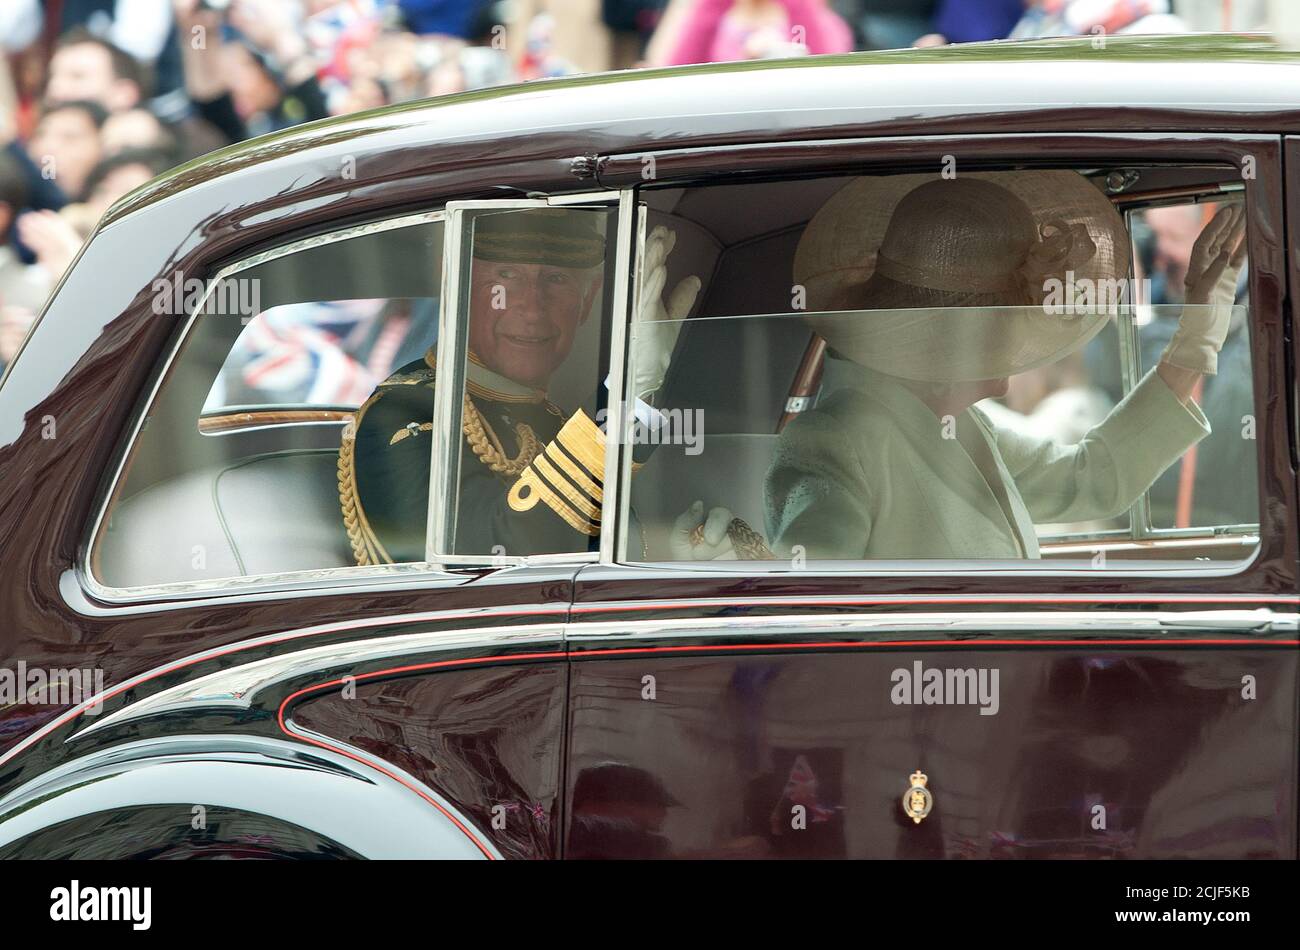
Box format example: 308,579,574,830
372,364,435,445
507,409,605,536
337,389,394,567
378,366,435,389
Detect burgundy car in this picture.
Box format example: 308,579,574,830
0,33,1296,860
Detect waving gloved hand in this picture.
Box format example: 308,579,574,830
630,226,701,401
1162,204,1247,376
670,500,736,560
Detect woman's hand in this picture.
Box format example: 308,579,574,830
670,500,736,560
1161,204,1246,377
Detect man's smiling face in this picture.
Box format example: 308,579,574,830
467,258,598,387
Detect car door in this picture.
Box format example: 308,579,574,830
267,195,625,859
561,135,1299,859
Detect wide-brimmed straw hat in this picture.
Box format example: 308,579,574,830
793,171,1130,382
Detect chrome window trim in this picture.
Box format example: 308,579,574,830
59,565,570,616
427,202,474,564
1039,526,1259,547
566,591,1298,609
198,420,350,437
73,621,568,740
604,554,1260,577
48,606,1296,750
76,560,471,606
549,190,623,206
1036,525,1260,545
4,594,571,766
600,189,637,564
612,201,647,564
565,607,1298,643
429,193,626,568
222,210,450,274
79,208,472,605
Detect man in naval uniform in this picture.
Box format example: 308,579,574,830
339,210,701,564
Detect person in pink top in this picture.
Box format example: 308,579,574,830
666,0,853,66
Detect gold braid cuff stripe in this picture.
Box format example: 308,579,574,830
507,409,605,536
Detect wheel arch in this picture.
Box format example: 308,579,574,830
0,734,496,859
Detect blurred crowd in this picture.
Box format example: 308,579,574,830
0,0,1277,371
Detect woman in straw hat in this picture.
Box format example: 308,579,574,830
746,170,1245,560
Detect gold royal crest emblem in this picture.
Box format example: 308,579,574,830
902,770,933,824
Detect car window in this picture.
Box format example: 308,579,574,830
91,214,445,589
425,204,619,563
1128,201,1256,532
618,169,1259,568
202,299,402,415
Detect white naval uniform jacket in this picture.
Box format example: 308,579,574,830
765,357,1211,559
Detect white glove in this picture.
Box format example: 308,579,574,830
1162,204,1246,375
670,500,736,560
630,226,701,401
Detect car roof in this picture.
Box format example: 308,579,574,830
105,33,1300,228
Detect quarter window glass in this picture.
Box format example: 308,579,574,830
203,299,401,413
456,207,616,558
344,204,619,566
93,217,443,588
1131,202,1256,531
621,171,1259,567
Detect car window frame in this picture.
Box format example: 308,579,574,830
427,191,628,568
80,208,470,603
1028,189,1257,551
1117,191,1255,544
82,189,636,603
604,140,1282,577
1013,191,1259,552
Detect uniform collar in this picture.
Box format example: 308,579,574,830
422,347,547,403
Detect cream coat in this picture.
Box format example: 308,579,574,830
765,358,1211,559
